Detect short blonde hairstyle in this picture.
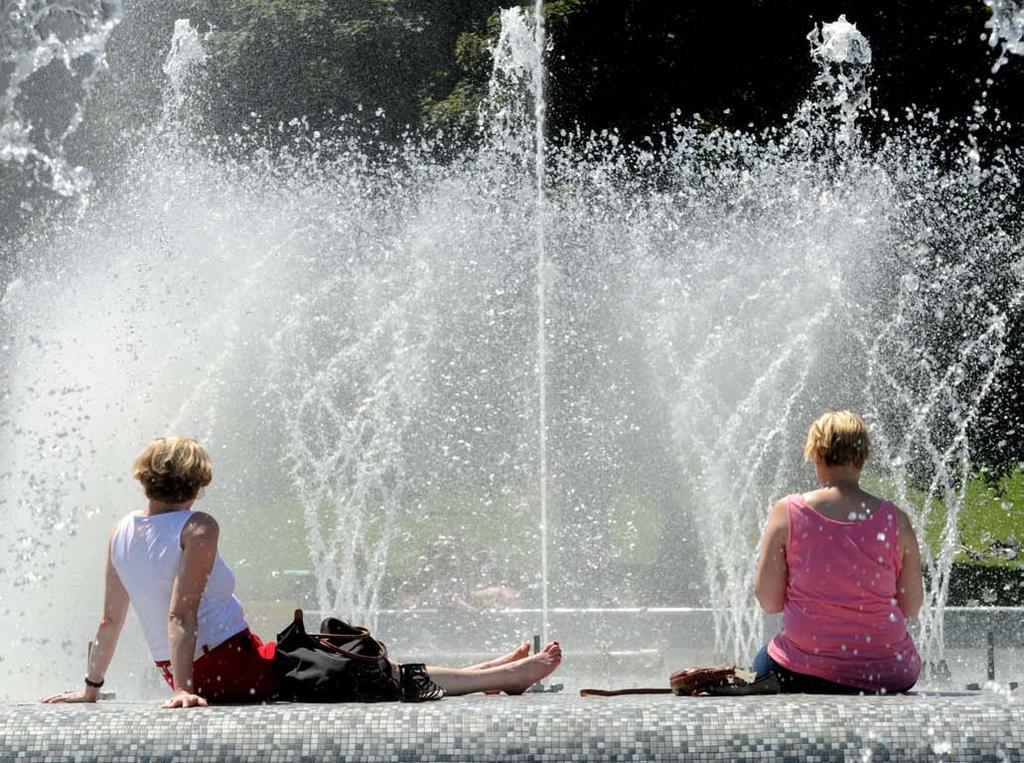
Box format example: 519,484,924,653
132,437,212,503
803,411,870,468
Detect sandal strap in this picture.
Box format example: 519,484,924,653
399,663,445,702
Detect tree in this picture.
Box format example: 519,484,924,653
193,0,505,143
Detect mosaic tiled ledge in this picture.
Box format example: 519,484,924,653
4,693,1022,762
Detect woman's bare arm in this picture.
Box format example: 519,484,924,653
164,512,219,709
43,529,130,703
895,508,924,620
754,499,789,614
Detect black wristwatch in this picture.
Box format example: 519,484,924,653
84,676,105,688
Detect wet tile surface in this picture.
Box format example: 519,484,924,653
3,693,1022,762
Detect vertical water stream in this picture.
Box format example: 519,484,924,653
532,0,550,650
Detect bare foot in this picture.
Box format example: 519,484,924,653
499,641,562,695
468,642,531,671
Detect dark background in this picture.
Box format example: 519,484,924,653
63,1,1024,148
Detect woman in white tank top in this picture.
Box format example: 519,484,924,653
43,437,562,708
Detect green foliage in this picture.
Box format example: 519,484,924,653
220,499,313,601
862,468,1024,565
544,0,587,30
187,0,510,143
956,470,1024,556
195,0,420,136
421,30,492,137
388,488,541,576
607,495,663,564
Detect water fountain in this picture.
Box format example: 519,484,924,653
1,0,1023,712
3,3,1024,761
480,0,551,650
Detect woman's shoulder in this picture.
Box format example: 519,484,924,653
780,492,810,513
181,511,220,539
111,510,142,534
768,493,811,519
767,496,794,526
882,501,914,529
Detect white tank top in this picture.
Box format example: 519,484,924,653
110,509,248,662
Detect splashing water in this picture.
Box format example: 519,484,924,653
985,0,1024,72
805,14,872,144
0,0,122,197
619,18,1022,664
161,19,208,127
531,0,549,656
808,14,872,68
852,134,1024,672
482,4,550,645
482,7,546,160
264,207,438,626
1,8,1022,699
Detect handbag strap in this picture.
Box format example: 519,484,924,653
294,609,390,662
315,635,389,662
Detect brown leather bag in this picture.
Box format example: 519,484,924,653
669,666,743,695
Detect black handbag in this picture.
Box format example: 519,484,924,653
272,609,442,703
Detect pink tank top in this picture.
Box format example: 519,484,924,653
767,494,921,691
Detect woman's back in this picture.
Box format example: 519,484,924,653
767,494,921,691
110,510,247,662
799,485,882,522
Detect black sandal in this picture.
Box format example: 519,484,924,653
399,663,445,702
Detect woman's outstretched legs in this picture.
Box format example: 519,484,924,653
464,642,530,670
427,641,561,696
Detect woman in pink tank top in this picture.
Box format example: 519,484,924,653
753,411,923,693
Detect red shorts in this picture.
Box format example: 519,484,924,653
156,629,278,703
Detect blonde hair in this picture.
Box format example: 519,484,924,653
803,410,871,468
132,437,212,503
